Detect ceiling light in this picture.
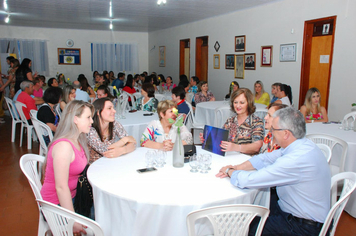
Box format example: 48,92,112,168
3,0,8,10
157,0,166,5
109,21,113,30
4,14,9,23
109,1,112,18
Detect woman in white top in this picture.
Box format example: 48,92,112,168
140,100,192,150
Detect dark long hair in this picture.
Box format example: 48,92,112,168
125,74,134,89
92,97,114,142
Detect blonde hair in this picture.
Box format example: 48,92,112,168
157,100,177,120
304,87,321,114
49,100,94,161
254,80,265,95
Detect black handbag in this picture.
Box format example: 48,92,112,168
184,145,196,163
73,164,93,218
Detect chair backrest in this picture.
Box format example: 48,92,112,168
30,115,53,156
316,143,332,163
54,104,61,119
306,134,348,174
30,109,38,119
4,97,20,121
133,92,142,99
118,92,129,110
155,93,165,102
187,204,269,236
186,92,194,104
19,154,45,201
108,85,114,96
15,101,31,126
185,101,196,130
343,111,356,124
319,172,356,236
214,106,234,128
123,91,135,109
37,199,104,236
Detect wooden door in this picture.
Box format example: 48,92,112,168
299,16,336,109
179,39,190,79
195,36,208,82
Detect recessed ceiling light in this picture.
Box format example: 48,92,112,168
3,0,8,10
4,15,9,23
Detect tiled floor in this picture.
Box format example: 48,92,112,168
0,114,355,236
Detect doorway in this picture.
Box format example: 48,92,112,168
195,36,208,82
179,39,190,79
299,16,337,109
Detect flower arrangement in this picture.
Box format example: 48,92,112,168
113,86,121,97
67,78,72,85
168,107,184,155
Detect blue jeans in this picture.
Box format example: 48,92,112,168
249,189,325,236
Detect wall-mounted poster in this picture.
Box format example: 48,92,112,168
261,46,273,67
58,48,81,65
225,54,235,69
244,53,256,70
213,54,220,69
280,43,297,62
159,46,166,67
234,55,244,79
235,35,246,52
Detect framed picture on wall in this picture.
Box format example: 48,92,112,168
280,43,296,62
159,46,166,67
225,54,235,69
244,53,256,70
58,48,81,65
261,46,273,67
235,35,246,52
213,54,220,69
234,55,244,79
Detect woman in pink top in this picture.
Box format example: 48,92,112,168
41,100,94,235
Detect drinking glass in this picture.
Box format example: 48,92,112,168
155,150,165,168
197,154,203,170
200,155,208,174
203,154,212,171
189,154,198,173
342,119,349,131
145,150,155,167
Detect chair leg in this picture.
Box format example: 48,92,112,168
11,120,16,142
27,127,32,149
20,123,24,147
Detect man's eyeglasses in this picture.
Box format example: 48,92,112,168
270,126,293,135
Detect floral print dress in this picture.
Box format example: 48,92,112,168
135,97,158,112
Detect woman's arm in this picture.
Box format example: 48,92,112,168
299,105,309,122
47,123,57,132
87,86,96,98
60,101,66,111
26,71,34,81
220,140,263,154
318,107,329,122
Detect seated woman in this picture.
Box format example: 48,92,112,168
194,81,216,105
254,80,270,106
87,97,136,164
140,100,193,150
41,100,94,233
189,76,199,106
135,83,158,112
260,103,288,153
225,81,240,99
78,74,96,98
163,76,176,91
37,87,63,145
274,83,292,106
219,88,264,155
123,75,136,105
300,87,328,123
47,77,59,87
60,85,76,111
58,73,67,88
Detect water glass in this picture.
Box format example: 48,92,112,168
189,154,198,173
155,150,165,168
145,150,155,167
342,119,349,131
203,154,212,171
200,155,208,174
197,154,203,170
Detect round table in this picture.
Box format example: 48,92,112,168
116,111,158,146
195,101,267,127
88,147,269,236
306,122,356,217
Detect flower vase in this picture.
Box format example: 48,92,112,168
115,99,122,119
173,129,184,168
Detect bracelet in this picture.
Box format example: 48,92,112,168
225,168,231,177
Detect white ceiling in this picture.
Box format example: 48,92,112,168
0,0,281,32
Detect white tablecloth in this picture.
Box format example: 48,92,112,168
306,123,356,217
117,111,158,146
88,147,269,236
195,101,267,127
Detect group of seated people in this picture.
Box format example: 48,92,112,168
3,59,331,235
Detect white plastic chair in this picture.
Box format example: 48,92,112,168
186,204,270,236
214,106,234,128
133,92,142,100
185,101,204,144
4,97,22,142
306,134,348,176
15,101,36,149
123,91,136,110
343,111,356,124
30,113,54,157
316,143,332,163
118,93,129,111
155,93,165,102
54,104,61,119
319,172,356,236
19,154,50,236
108,85,114,96
37,199,104,236
186,92,194,104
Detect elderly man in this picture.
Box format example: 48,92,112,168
17,81,37,125
217,107,330,236
73,81,90,102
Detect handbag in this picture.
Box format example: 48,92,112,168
183,145,196,163
73,164,93,218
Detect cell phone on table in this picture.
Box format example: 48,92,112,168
136,167,157,174
143,113,154,116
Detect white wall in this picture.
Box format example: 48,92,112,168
148,0,356,121
0,25,149,84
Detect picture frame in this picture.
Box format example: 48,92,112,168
58,48,81,65
235,35,245,52
244,53,256,70
159,46,166,67
261,46,273,67
213,54,220,69
225,54,235,70
234,55,244,79
280,43,296,62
